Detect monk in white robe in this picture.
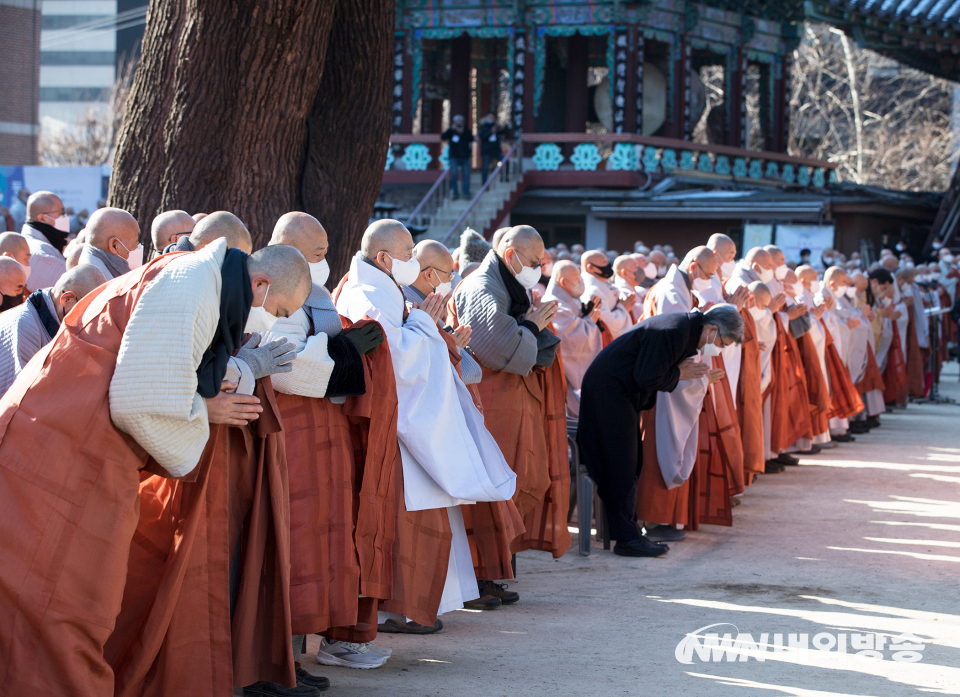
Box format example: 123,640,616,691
336,220,516,618
581,249,635,340
612,255,643,324
795,265,834,447
544,260,603,417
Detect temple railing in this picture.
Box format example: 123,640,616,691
385,133,837,188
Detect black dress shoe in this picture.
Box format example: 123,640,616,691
795,445,822,456
776,453,800,466
849,421,871,434
866,416,881,428
478,579,519,605
765,460,785,474
614,537,668,557
244,681,321,697
296,668,330,692
463,594,502,610
832,433,856,443
378,617,444,633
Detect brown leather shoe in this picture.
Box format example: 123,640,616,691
478,580,519,605
463,594,501,610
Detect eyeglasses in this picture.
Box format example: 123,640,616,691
40,208,66,218
426,267,455,282
513,248,544,269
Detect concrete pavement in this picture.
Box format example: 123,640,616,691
302,363,960,696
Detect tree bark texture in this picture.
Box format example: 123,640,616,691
110,0,394,281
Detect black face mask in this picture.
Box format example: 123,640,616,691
592,262,614,279
0,292,24,312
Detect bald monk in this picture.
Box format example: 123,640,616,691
165,210,254,254
491,226,510,253
265,213,393,679
0,264,105,394
193,212,208,222
404,239,522,609
794,265,834,449
897,267,929,399
337,220,516,631
579,304,742,556
0,232,32,279
150,209,196,254
581,249,635,339
543,260,603,417
847,270,885,428
815,269,864,440
0,234,309,696
612,254,644,320
636,246,723,540
454,225,571,560
78,207,143,280
20,190,69,292
0,256,27,311
64,241,85,270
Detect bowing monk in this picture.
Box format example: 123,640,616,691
0,264,105,395
453,225,571,561
635,246,723,541
0,232,309,697
265,212,392,680
579,304,742,557
0,256,28,311
151,209,196,254
77,208,143,280
164,210,255,254
404,240,522,610
543,260,603,417
336,221,517,634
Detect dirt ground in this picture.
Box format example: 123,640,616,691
300,363,960,697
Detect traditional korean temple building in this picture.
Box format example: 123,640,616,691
381,0,943,258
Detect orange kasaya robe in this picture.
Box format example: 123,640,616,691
903,305,925,400
819,319,864,421
708,354,744,497
938,286,955,366
277,317,398,641
737,308,765,484
856,341,886,397
0,254,277,697
106,379,296,696
797,331,832,437
882,321,908,404
768,317,814,453
448,299,569,560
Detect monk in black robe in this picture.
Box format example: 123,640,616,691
577,306,743,557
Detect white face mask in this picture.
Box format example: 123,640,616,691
702,340,722,358
53,215,71,233
809,280,820,294
758,267,774,284
942,254,955,264
692,276,712,293
18,260,30,278
387,254,420,286
426,268,452,297
509,250,542,289
844,286,857,298
309,259,330,287
117,239,144,270
881,296,892,308
644,263,658,279
791,282,805,297
774,264,789,281
720,260,736,279
748,305,768,322
245,283,279,334
571,281,586,298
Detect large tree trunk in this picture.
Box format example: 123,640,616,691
301,0,394,280
110,0,393,280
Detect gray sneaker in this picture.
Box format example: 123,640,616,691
644,524,687,543
315,639,387,669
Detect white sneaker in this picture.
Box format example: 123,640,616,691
364,642,393,657
315,638,387,669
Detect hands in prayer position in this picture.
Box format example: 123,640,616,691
787,302,808,320
768,292,787,313
707,368,725,386
678,358,709,381
724,284,749,311
417,292,447,324
525,299,558,331
452,324,472,348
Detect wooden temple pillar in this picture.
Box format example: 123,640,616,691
564,32,589,153
728,47,746,148
450,33,472,129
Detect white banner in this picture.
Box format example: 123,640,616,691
775,225,835,266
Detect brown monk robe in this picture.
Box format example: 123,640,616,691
856,341,886,399
768,317,814,454
882,319,908,404
797,329,832,440
332,276,452,631
280,318,399,643
737,308,765,484
106,379,296,696
903,303,925,400
819,317,864,420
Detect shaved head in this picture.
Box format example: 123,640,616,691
823,266,851,287
551,259,579,283
55,263,105,298
881,255,898,272
151,210,196,251
764,245,785,267
64,243,85,270
190,211,253,253
246,244,311,317
492,227,511,253
500,226,544,257
85,208,140,256
413,239,453,270
745,247,773,270
361,219,415,279
680,245,718,277
0,232,31,268
648,249,667,266
748,281,771,309
269,212,328,263
26,191,64,222
0,257,26,296
795,265,818,282
192,213,208,222
707,233,737,262
581,249,608,271
782,268,798,285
